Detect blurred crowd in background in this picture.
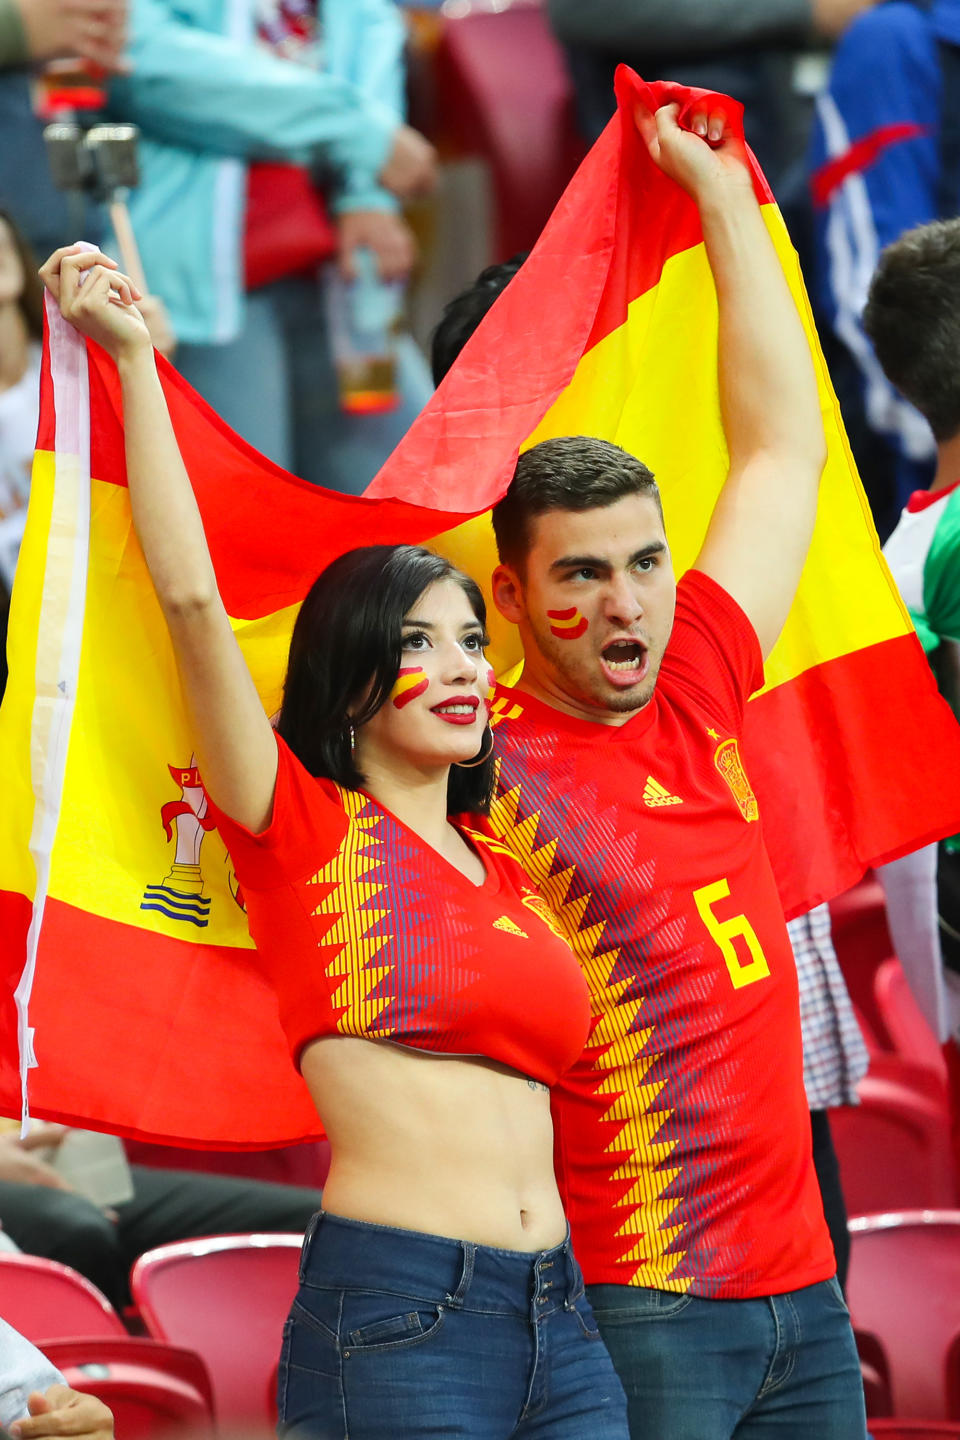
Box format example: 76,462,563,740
1,0,953,579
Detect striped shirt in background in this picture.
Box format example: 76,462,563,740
789,903,870,1110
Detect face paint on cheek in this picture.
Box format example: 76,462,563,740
391,667,430,709
484,666,496,712
547,607,588,640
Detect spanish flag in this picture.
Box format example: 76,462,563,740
2,69,959,1145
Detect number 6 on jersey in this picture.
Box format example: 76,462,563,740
693,878,771,990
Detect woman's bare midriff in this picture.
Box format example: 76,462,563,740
300,1037,568,1253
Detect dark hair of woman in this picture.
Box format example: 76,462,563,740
276,544,496,814
0,209,44,341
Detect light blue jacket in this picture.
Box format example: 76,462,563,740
108,0,406,343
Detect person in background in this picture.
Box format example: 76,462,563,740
547,0,876,193
106,0,437,494
0,0,122,69
0,1319,113,1440
808,0,960,539
0,1321,65,1434
0,0,124,263
0,1120,324,1312
10,1388,113,1440
430,253,526,390
862,218,960,1178
788,904,869,1290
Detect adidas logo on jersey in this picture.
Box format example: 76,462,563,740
643,777,683,808
493,915,529,938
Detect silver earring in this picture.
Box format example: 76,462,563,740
347,722,356,753
454,728,494,769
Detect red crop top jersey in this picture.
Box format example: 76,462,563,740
209,736,592,1084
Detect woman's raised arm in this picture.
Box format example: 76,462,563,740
41,247,279,831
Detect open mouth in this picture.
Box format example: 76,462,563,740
431,697,481,725
600,637,649,688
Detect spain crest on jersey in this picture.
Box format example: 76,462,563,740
713,738,759,823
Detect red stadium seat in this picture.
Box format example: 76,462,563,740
830,879,896,1044
39,1337,214,1438
0,1253,126,1341
853,1002,886,1061
832,1067,956,1215
868,1424,960,1437
847,1212,960,1419
861,1356,894,1418
131,1232,302,1428
124,1137,330,1188
875,957,949,1086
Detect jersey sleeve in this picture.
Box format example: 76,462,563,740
206,733,348,890
658,569,764,733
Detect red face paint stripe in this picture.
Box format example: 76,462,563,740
485,667,497,708
549,617,588,640
391,668,430,709
547,607,588,639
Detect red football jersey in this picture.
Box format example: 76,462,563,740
488,571,834,1298
210,735,591,1083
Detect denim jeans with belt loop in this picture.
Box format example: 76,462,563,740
277,1209,629,1439
587,1275,867,1439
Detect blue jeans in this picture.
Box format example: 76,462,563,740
277,1210,629,1439
587,1276,867,1439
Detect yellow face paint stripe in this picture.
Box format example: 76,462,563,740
390,667,429,709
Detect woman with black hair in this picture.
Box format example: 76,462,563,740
40,244,630,1440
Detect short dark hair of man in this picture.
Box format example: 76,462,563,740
863,218,960,443
277,544,495,814
492,436,662,570
431,254,528,385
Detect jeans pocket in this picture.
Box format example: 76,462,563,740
288,1291,340,1348
587,1284,694,1324
570,1293,602,1341
824,1274,851,1315
341,1292,447,1355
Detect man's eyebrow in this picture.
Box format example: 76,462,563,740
629,541,668,563
549,554,611,574
550,541,667,574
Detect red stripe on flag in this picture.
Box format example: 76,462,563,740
77,345,462,621
0,898,321,1147
366,69,771,510
745,634,960,916
0,889,32,1104
587,74,773,353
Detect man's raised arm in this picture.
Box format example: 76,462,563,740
640,101,826,658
